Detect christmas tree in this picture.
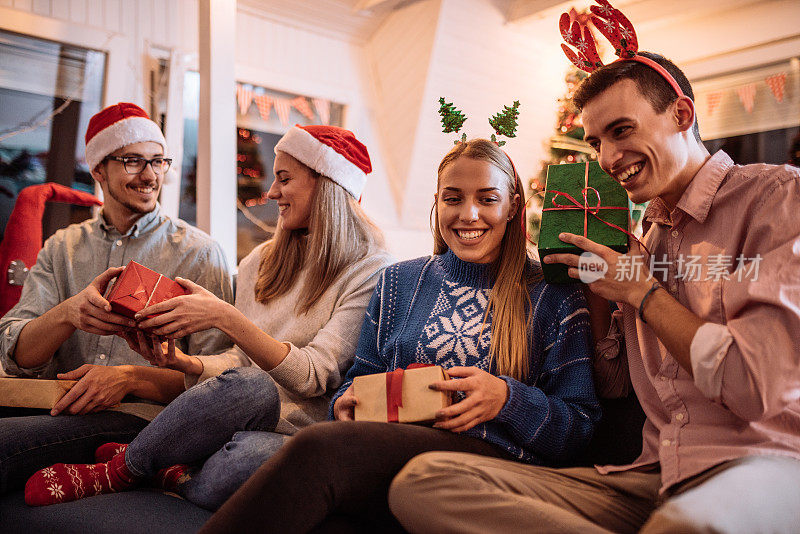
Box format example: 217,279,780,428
237,127,267,206
526,66,594,245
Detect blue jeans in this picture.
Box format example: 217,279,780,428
0,407,148,494
125,367,284,510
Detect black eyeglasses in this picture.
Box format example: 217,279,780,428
104,156,173,175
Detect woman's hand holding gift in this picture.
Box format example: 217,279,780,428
134,277,235,338
429,366,509,433
118,330,203,375
333,384,359,421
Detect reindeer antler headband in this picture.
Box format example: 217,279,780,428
560,0,685,98
438,97,520,146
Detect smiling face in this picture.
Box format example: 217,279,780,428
269,151,318,231
582,79,694,207
436,156,519,264
92,141,163,221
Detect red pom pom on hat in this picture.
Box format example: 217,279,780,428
84,103,167,171
274,125,371,199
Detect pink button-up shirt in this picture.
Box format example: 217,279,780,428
595,151,800,493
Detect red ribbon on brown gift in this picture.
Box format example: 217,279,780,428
385,363,435,423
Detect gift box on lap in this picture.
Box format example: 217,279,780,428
538,161,629,284
0,377,77,409
354,365,451,424
106,261,186,319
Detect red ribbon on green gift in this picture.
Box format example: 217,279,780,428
541,162,649,256
386,363,435,423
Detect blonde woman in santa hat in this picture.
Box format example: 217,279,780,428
25,125,392,510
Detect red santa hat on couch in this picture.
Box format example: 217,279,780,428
274,125,371,200
84,103,167,171
0,184,102,317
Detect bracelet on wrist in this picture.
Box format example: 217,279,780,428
638,281,662,324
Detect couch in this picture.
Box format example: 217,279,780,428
0,393,646,533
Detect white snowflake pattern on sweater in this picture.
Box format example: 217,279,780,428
416,280,491,368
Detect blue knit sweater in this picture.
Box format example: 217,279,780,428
330,250,601,465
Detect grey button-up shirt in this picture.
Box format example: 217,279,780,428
0,205,234,384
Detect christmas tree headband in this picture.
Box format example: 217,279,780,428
559,0,685,98
438,97,520,146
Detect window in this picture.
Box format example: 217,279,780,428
179,72,345,263
0,30,106,240
694,58,800,165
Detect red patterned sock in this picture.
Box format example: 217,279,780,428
153,464,191,493
94,442,129,463
25,451,140,506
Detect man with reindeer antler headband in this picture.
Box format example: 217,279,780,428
389,1,800,532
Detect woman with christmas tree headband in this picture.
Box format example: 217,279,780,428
196,102,601,533
25,125,392,510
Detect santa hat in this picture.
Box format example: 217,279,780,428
84,103,167,171
274,125,371,199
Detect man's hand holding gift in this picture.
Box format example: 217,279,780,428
544,232,654,307
64,267,135,336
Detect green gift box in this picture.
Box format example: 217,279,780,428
538,161,629,284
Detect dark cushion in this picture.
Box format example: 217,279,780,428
572,391,647,467
0,489,211,534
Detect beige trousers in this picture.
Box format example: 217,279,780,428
388,453,800,534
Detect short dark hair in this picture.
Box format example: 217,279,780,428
573,51,701,141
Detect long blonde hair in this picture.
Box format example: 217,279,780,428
432,139,531,381
255,171,384,314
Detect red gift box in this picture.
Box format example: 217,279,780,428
106,261,186,319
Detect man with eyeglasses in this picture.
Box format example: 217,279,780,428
0,103,234,495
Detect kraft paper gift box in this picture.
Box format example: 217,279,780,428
0,377,77,409
106,261,186,319
354,365,451,424
538,161,630,284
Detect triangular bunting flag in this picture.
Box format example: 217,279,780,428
236,84,254,116
736,84,756,113
274,98,292,126
312,98,330,125
706,91,723,116
291,97,315,120
765,73,786,103
253,94,273,120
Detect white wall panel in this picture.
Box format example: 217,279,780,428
13,0,33,12
102,0,119,33
85,0,104,30
365,0,440,217
31,0,50,16
68,0,85,23
396,0,566,232
51,0,68,19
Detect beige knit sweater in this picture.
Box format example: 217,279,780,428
187,241,393,435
